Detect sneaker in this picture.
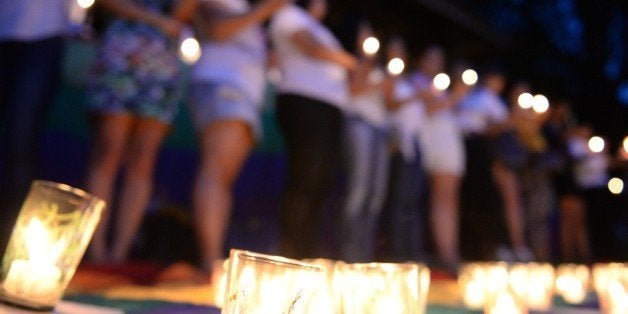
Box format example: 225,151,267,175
513,246,534,262
495,245,516,263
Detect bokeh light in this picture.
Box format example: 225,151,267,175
588,136,605,153
387,58,405,76
623,136,628,153
532,94,549,113
518,93,534,109
462,69,478,86
77,0,95,9
362,37,380,55
608,177,624,195
433,73,451,91
179,37,201,65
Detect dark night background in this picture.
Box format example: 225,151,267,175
326,0,627,148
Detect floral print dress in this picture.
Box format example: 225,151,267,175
87,0,184,123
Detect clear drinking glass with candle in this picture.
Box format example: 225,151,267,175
458,263,489,310
222,249,328,314
336,262,430,314
521,263,555,311
593,263,628,314
555,264,590,304
0,181,105,311
484,288,528,314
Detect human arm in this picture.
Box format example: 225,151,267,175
290,30,357,70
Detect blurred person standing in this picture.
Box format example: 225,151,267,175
269,0,357,259
542,100,589,262
85,0,196,264
508,81,553,261
570,126,610,261
188,0,288,275
379,37,428,262
411,47,470,271
458,67,532,262
338,21,392,262
0,0,68,253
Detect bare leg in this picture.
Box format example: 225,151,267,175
110,118,169,263
492,162,528,252
560,195,589,262
429,173,461,268
194,120,253,274
85,114,134,263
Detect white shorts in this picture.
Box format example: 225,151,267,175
188,81,262,138
420,115,465,175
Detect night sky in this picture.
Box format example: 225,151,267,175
325,0,627,149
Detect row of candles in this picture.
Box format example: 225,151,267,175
214,250,431,314
0,180,625,313
459,262,628,314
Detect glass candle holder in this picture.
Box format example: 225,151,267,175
222,249,327,314
484,288,527,314
335,262,430,314
593,263,628,314
555,264,590,304
510,263,554,311
458,263,490,310
303,258,341,313
0,181,105,311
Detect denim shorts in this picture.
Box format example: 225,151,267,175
187,81,261,138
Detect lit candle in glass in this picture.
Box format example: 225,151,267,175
459,263,488,309
222,249,327,313
555,264,589,304
485,289,527,314
0,181,105,311
523,263,555,311
336,262,429,314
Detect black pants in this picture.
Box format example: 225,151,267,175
276,94,342,259
0,36,64,253
460,136,506,260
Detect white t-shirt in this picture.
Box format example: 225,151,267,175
191,0,267,105
569,137,609,189
457,87,508,134
0,0,68,41
389,77,426,162
347,68,388,128
269,5,349,108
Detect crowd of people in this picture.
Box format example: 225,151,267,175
1,0,625,278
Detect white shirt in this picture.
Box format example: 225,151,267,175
570,137,609,188
347,68,388,128
269,5,349,108
191,0,267,104
457,87,508,134
389,77,426,162
0,0,69,41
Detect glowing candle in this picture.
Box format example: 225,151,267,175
362,37,380,55
523,263,554,311
517,93,534,109
532,94,549,113
179,27,201,65
588,136,605,153
556,264,590,304
433,73,451,91
485,290,526,314
462,69,478,86
387,58,405,76
607,177,623,195
2,218,64,305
